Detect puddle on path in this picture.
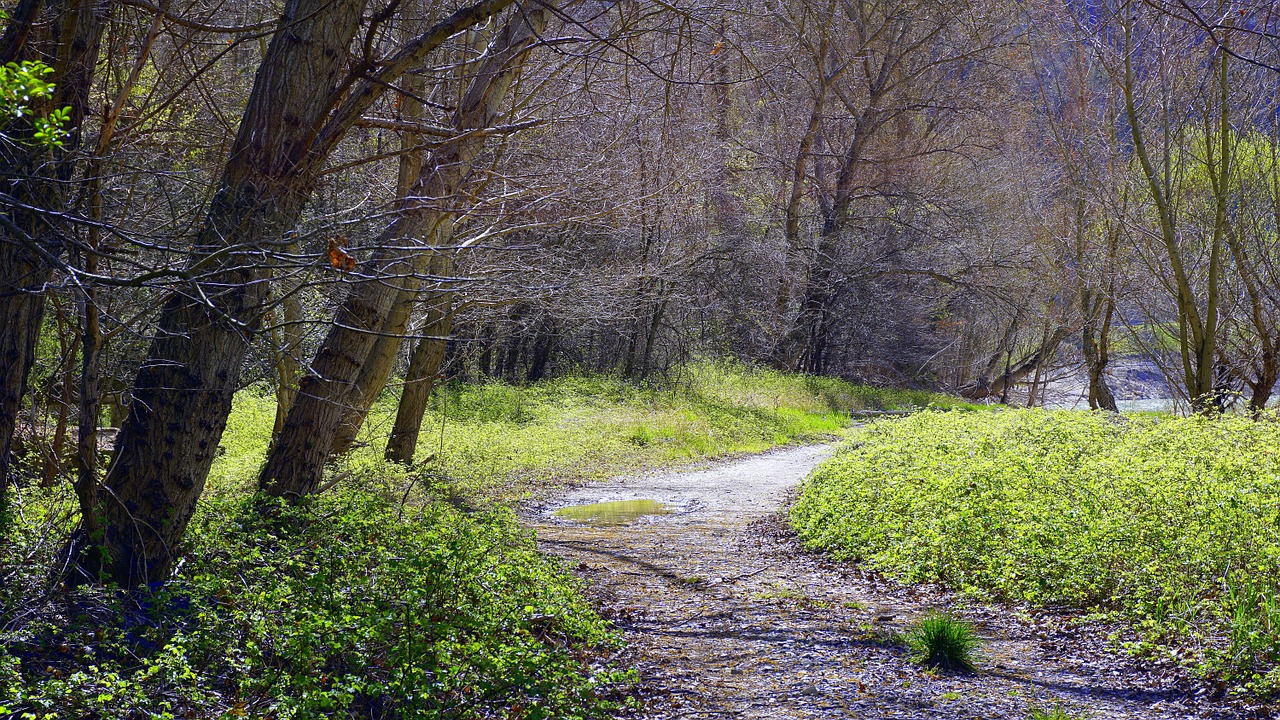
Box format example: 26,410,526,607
554,499,673,525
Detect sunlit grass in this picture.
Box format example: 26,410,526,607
904,611,981,671
210,360,968,501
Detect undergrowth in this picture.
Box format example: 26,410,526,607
1,486,629,719
1027,705,1085,720
791,409,1280,694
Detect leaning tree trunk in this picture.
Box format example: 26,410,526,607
94,0,368,586
960,328,1071,401
260,3,550,499
329,66,431,456
385,286,454,464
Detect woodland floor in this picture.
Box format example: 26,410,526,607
526,444,1272,720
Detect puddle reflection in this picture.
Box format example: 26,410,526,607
554,499,673,525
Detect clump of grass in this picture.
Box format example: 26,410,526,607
904,611,981,671
1028,705,1084,720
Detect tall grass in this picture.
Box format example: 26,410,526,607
791,409,1280,693
210,360,968,500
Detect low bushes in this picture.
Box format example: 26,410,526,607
791,409,1280,692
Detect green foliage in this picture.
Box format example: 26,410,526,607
903,611,981,671
211,360,966,500
1,489,630,719
791,409,1280,693
0,61,70,148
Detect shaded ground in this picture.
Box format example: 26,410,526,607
528,445,1269,720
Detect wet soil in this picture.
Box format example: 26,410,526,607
528,444,1269,720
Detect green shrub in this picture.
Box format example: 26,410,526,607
791,409,1280,693
1,489,629,719
904,611,981,671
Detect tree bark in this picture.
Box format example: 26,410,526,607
0,0,106,515
1082,309,1117,411
385,285,454,464
96,0,517,585
261,3,550,498
96,0,369,585
329,65,431,456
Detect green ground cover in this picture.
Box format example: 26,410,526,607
4,361,962,718
210,360,969,500
2,490,628,719
791,409,1280,693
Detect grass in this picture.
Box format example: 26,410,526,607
791,408,1280,694
211,359,971,501
3,360,965,718
1027,706,1085,720
904,611,981,671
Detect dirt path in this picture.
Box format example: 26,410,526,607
528,444,1263,720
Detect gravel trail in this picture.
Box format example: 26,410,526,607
528,444,1263,720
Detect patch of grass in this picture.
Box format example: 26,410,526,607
791,408,1280,693
205,386,276,489
904,611,981,671
1028,705,1085,720
751,584,830,609
1,486,630,719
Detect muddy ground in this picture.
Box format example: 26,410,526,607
527,444,1269,720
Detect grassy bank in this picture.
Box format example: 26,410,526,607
3,361,963,717
791,409,1280,693
211,360,969,500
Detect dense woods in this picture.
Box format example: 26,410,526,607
3,0,1280,712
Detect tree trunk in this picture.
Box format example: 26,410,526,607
269,270,304,437
329,48,431,456
1120,21,1226,411
261,3,550,498
96,0,369,586
526,317,555,382
385,287,454,464
93,0,518,585
1081,297,1118,412
0,0,105,512
960,328,1070,401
